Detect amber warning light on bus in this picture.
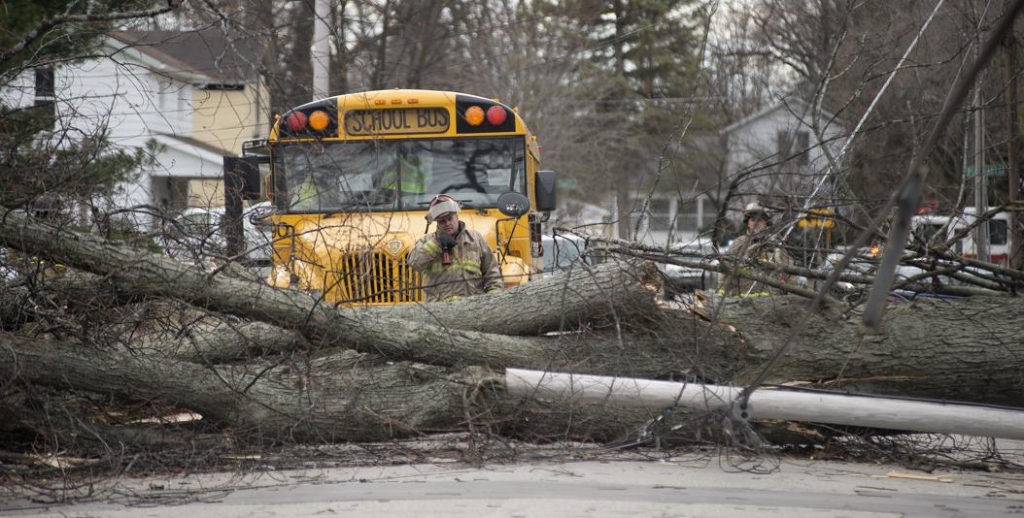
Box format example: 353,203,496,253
279,96,516,137
456,95,516,133
285,110,331,132
279,99,339,138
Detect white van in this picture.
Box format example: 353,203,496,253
911,207,1010,266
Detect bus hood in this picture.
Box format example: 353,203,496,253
285,211,514,263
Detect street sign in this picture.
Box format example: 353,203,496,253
965,164,1006,178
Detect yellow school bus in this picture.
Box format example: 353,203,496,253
229,89,557,305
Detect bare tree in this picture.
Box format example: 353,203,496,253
4,0,1024,489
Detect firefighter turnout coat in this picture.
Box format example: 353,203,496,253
718,233,793,297
408,222,503,302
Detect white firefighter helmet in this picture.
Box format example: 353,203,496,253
426,194,460,222
742,202,772,225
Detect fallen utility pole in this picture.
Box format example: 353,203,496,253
506,368,1024,441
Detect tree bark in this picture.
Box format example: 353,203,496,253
363,259,663,336
0,335,473,443
4,206,1024,449
0,209,662,371
0,334,815,447
699,295,1024,406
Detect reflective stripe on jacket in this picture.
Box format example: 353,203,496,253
381,156,426,194
408,223,503,302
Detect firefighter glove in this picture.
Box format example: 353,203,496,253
437,233,457,251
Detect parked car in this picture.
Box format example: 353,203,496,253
823,246,987,297
159,202,273,267
660,239,720,299
541,234,594,275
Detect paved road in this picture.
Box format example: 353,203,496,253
4,457,1023,517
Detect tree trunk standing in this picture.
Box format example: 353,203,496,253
1006,29,1023,270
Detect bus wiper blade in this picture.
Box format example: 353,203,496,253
417,198,474,208
338,192,395,206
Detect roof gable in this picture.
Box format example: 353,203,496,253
722,98,839,135
107,29,261,86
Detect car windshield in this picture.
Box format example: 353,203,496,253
543,236,589,273
273,138,526,213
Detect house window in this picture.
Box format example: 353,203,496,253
679,197,720,231
156,78,167,112
34,66,54,99
777,130,810,165
990,219,1008,246
647,198,673,232
34,66,55,112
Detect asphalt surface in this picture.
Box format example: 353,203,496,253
4,454,1023,517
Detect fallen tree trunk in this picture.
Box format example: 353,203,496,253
0,334,817,447
0,210,663,369
703,295,1024,405
366,261,663,336
4,208,1024,416
0,334,473,443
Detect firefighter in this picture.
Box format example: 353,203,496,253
408,194,502,302
380,151,426,195
718,202,793,297
291,169,341,210
291,171,321,209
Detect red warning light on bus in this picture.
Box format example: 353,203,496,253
285,112,307,132
486,106,507,126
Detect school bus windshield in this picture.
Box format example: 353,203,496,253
275,137,526,213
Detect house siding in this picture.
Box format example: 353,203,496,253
58,59,192,146
723,102,845,219
0,72,34,107
191,81,267,155
2,34,266,228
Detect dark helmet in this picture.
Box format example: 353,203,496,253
742,202,772,226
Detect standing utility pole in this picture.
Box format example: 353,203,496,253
311,0,331,100
974,41,990,262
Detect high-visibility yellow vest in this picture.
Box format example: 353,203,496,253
293,176,319,206
381,156,426,194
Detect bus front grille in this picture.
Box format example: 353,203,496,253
327,252,423,304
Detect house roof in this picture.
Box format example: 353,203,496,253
721,97,839,135
157,133,231,158
108,29,261,86
150,134,227,178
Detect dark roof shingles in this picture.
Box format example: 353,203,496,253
109,29,261,84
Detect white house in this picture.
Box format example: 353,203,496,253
1,29,268,227
720,97,847,220
623,133,723,248
616,98,846,249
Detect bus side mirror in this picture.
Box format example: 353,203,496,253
535,170,557,212
497,192,530,218
224,155,263,201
